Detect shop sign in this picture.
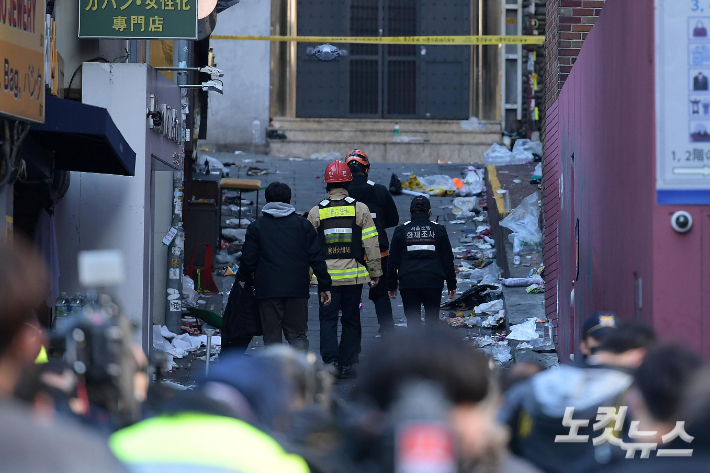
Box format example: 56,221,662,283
79,0,197,39
0,0,46,123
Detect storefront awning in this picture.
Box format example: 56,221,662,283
29,96,136,176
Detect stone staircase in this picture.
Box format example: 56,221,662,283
268,118,501,164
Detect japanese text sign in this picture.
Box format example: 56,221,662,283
0,0,46,122
79,0,196,39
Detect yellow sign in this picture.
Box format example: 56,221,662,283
319,206,356,220
0,0,46,122
211,35,545,46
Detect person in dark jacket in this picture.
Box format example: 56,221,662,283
387,196,456,326
238,182,332,350
345,149,399,335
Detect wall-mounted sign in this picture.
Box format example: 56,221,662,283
79,0,197,39
0,0,46,123
656,0,710,204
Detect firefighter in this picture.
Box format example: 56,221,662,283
345,149,399,336
387,196,457,326
308,161,383,380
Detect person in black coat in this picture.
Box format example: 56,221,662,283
237,182,332,350
345,149,399,335
387,196,456,326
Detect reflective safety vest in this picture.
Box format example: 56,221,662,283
318,197,367,263
110,412,310,473
34,345,48,364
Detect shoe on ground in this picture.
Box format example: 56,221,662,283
336,365,357,380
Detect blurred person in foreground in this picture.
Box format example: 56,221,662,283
500,322,656,473
257,345,355,473
350,328,541,473
110,353,310,472
605,344,703,472
0,238,127,472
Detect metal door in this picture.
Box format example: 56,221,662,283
296,0,470,119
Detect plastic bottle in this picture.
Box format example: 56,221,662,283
70,292,85,316
252,117,264,145
393,122,400,137
54,292,70,328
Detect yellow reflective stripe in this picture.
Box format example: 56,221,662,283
328,267,370,279
110,413,309,473
362,226,379,240
319,206,355,220
35,345,48,364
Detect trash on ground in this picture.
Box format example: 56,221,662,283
502,276,544,287
472,336,495,348
482,342,512,364
481,310,506,328
507,318,540,341
441,284,500,311
526,284,544,293
456,169,486,196
449,220,467,224
474,299,504,315
516,342,534,350
532,162,543,181
509,139,541,164
452,197,480,217
418,175,457,196
500,192,543,255
483,143,514,166
513,179,522,184
389,173,403,195
246,167,269,176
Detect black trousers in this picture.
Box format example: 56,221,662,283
259,298,309,350
367,255,395,334
401,288,444,326
319,284,363,366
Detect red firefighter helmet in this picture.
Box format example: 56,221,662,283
345,149,370,169
324,160,353,183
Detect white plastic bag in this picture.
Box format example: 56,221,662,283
532,163,543,180
456,170,485,196
419,175,457,196
483,143,513,165
452,197,480,217
507,317,540,341
514,139,543,157
470,262,502,285
500,193,542,255
182,276,197,304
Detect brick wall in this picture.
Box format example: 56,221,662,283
543,0,605,116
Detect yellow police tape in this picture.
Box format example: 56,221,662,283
210,35,545,45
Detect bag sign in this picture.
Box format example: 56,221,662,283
0,0,46,122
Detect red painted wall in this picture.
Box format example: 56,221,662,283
544,0,661,360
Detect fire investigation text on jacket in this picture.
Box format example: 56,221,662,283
387,213,457,292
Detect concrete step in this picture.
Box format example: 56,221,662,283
268,141,490,164
277,129,500,144
272,117,502,134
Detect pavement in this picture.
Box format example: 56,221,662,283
162,152,557,395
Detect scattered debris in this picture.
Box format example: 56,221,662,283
507,318,540,341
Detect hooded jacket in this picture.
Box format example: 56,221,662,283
308,188,383,287
238,202,331,299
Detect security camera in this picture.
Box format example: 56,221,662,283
199,66,224,80
201,80,224,95
671,211,693,233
